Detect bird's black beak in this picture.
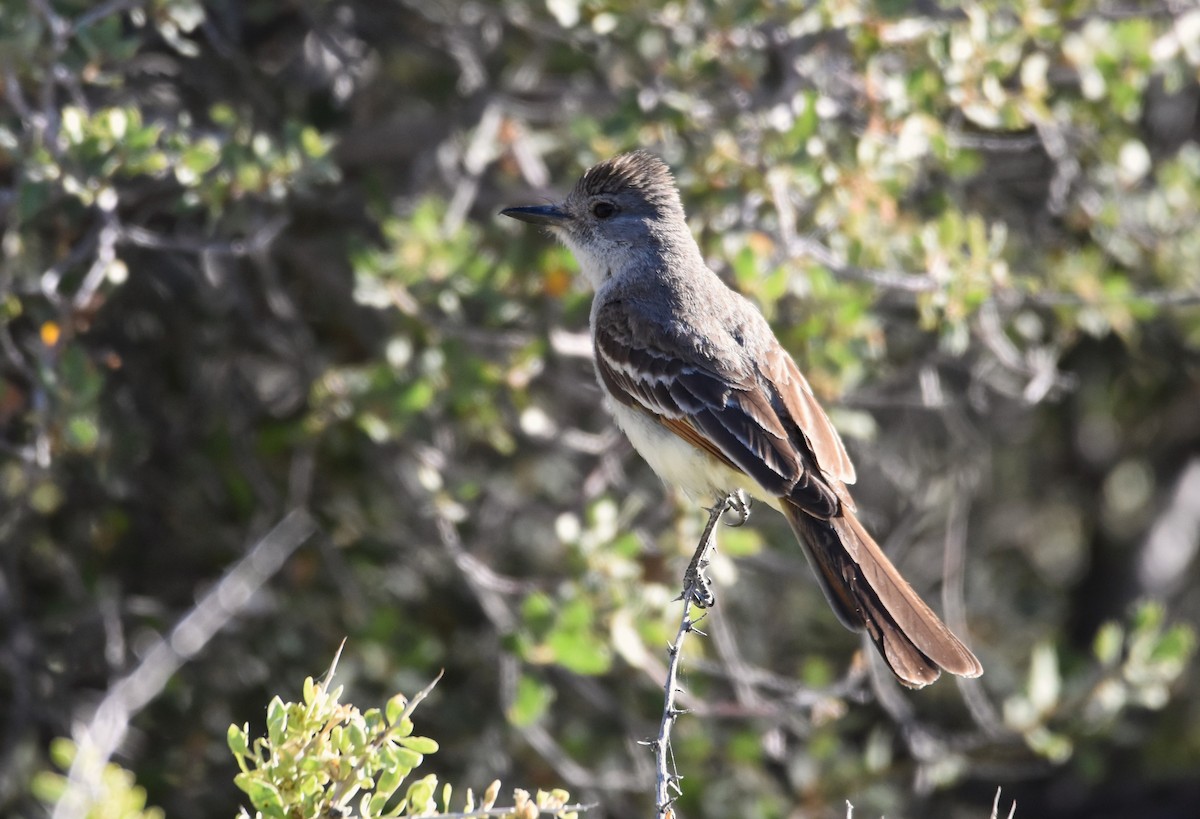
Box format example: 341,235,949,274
501,204,571,226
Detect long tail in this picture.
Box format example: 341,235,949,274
781,501,983,688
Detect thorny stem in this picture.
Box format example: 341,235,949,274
652,494,739,818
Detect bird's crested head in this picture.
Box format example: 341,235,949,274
569,151,683,217
501,150,696,290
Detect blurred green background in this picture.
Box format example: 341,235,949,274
2,1,1199,817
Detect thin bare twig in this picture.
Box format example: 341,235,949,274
70,0,141,34
944,493,1006,737
991,786,1017,819
1138,457,1200,595
71,206,121,309
786,235,940,294
649,494,735,818
685,655,862,708
421,803,597,819
1025,288,1200,308
51,510,317,819
444,101,504,234
117,218,289,257
326,667,446,809
788,235,1200,308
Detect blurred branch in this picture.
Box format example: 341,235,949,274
70,207,121,310
708,605,764,714
975,301,1076,403
944,493,1006,737
1024,288,1200,307
117,218,289,257
71,0,141,33
50,510,317,819
410,805,597,819
789,234,1200,309
688,651,864,710
1089,1,1179,21
436,508,531,630
2,58,38,125
864,647,950,793
1137,457,1200,596
28,0,77,146
786,236,940,294
445,102,504,233
948,132,1044,152
518,702,644,792
549,327,594,359
1020,102,1080,216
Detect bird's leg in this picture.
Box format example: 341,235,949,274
723,489,752,527
681,494,734,608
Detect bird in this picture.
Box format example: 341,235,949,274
501,150,982,688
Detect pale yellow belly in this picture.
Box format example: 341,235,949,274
608,401,782,511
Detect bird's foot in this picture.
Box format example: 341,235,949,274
682,566,717,608
680,497,732,609
722,490,752,527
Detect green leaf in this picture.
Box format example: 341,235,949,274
385,693,407,726
227,723,249,756
363,708,386,732
29,771,66,804
345,721,367,752
1093,622,1124,667
548,631,611,675
1150,624,1196,668
300,126,329,158
366,791,391,817
521,591,556,635
397,735,438,754
1028,641,1061,716
266,696,287,746
1025,725,1073,763
393,746,423,773
375,765,404,799
1131,600,1165,633
544,597,612,675
403,775,437,814
179,138,221,178
234,773,284,810
396,380,435,414
508,674,554,728
18,180,52,220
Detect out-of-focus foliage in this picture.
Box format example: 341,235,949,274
1003,601,1196,765
2,1,1199,818
32,738,164,819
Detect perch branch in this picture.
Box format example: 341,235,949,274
650,493,740,818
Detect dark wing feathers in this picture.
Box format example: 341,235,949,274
593,299,841,517
764,343,857,491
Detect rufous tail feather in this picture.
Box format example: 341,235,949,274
782,502,983,688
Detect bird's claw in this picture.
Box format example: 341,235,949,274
722,490,752,527
686,574,716,608
681,556,717,608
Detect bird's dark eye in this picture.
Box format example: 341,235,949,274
592,201,617,219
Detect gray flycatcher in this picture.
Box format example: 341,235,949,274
502,150,982,688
